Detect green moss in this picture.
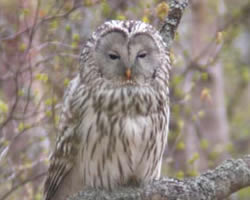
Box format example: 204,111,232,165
237,187,250,200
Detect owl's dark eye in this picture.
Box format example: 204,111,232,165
137,52,147,59
109,53,120,60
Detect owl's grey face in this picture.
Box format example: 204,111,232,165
94,30,160,86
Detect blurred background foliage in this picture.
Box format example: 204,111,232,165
0,0,250,199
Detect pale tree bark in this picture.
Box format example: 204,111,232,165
178,0,231,171
69,156,250,200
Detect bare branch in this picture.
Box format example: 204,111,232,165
0,171,47,200
0,1,82,42
181,1,250,76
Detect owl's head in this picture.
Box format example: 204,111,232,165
80,20,170,88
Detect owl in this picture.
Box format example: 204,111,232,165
43,20,170,200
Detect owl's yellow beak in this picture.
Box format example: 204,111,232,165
125,68,132,80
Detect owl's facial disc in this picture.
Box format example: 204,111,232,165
95,31,160,87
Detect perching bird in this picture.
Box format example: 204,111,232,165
43,20,170,200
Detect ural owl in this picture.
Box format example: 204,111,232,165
43,20,170,200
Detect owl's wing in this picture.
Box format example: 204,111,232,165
44,76,82,200
43,130,78,200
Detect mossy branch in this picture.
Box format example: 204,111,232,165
159,0,189,50
69,156,250,200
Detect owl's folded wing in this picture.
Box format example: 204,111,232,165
44,76,82,200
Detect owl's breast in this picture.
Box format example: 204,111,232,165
91,85,168,117
75,86,169,189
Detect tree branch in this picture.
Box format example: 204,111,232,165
69,156,250,200
160,0,189,50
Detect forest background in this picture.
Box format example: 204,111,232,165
0,0,250,199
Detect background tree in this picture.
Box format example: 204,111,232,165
0,0,250,199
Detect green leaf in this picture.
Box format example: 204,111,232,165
72,33,80,42
18,89,24,97
200,139,209,150
101,0,111,17
176,141,185,151
46,110,52,117
45,98,53,106
50,20,59,29
188,152,200,165
242,67,250,82
34,192,42,200
176,171,184,179
65,24,71,32
116,15,126,20
187,169,199,177
201,72,208,81
64,78,70,86
142,16,150,23
45,97,57,106
83,0,93,6
35,73,48,83
156,2,169,20
0,100,8,113
71,41,78,49
19,42,27,52
18,122,25,132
